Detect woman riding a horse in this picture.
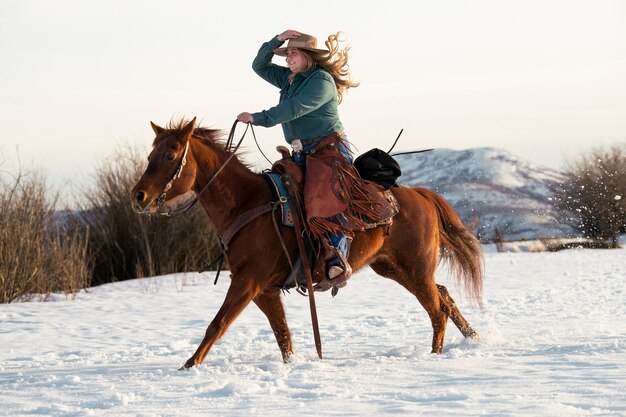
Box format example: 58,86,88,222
237,29,360,289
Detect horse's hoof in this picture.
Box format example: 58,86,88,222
467,330,480,340
461,326,480,340
179,358,196,370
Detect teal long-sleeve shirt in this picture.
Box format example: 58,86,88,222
250,36,344,144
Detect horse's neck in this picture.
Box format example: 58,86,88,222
193,146,269,234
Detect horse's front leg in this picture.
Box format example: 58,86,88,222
181,278,260,369
253,289,293,362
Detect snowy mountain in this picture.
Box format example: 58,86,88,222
394,147,575,241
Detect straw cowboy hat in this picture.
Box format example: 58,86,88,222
273,33,329,56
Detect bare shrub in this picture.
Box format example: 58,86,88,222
74,145,221,286
552,144,626,248
0,169,91,303
46,221,92,298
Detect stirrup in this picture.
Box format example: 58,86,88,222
328,264,345,280
326,257,352,285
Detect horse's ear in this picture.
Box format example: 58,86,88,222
181,117,197,139
151,121,164,136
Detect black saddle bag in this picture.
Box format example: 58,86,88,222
353,148,401,190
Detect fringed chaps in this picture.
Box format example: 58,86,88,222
304,136,383,240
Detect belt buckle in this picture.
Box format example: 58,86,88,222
291,139,303,153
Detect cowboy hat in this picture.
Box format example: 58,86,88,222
273,33,329,56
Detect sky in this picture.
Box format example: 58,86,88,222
1,0,625,197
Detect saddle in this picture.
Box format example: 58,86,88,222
269,134,400,293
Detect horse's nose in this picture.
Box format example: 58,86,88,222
135,190,147,203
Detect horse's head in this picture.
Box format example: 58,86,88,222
132,117,199,215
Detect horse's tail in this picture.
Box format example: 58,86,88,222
415,188,484,307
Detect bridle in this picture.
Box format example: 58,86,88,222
140,120,252,218
155,139,190,213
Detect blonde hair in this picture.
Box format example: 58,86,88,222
288,32,359,104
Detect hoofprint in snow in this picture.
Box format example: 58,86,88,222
1,247,625,417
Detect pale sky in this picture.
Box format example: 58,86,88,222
1,0,625,194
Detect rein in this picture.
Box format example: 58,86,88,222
142,120,292,286
152,120,251,218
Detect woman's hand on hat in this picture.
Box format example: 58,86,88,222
277,30,301,42
237,112,254,124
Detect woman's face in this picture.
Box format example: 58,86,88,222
285,48,306,73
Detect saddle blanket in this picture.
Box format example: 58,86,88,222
264,173,295,227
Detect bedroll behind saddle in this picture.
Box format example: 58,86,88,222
353,148,402,190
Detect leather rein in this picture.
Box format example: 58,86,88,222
138,120,301,291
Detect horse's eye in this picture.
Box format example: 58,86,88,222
166,153,175,162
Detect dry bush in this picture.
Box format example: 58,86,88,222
74,145,221,286
0,169,91,303
552,144,626,248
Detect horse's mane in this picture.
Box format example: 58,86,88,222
162,118,253,169
164,119,224,146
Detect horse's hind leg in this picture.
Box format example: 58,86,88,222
417,282,449,354
437,284,479,339
371,261,448,354
253,289,293,362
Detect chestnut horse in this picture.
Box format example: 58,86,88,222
131,118,483,368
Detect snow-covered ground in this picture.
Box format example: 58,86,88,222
1,247,625,416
